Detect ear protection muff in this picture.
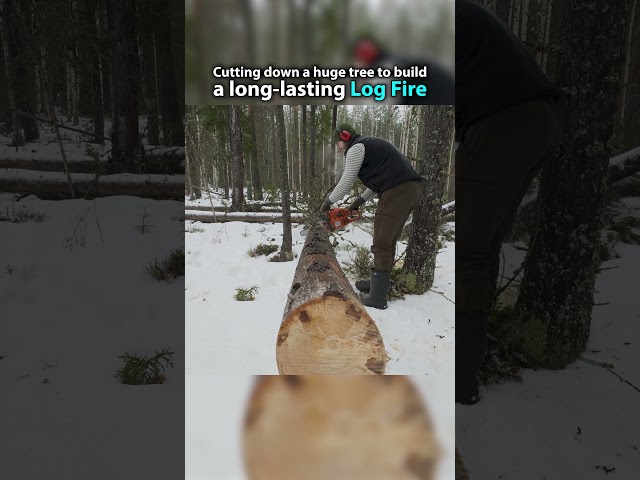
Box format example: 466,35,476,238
336,128,351,141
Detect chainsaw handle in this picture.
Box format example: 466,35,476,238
347,209,361,222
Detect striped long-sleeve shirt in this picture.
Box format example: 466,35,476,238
326,143,376,205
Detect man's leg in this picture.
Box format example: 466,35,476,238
371,181,422,271
364,181,422,309
456,98,563,403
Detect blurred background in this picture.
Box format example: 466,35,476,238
185,0,454,104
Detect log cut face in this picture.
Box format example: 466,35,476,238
276,224,387,375
243,376,440,480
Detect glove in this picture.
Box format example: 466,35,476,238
319,199,331,213
346,196,366,211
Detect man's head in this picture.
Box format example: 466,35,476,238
334,122,357,152
351,35,385,67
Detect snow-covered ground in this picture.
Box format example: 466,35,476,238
185,193,454,376
185,192,455,479
0,193,185,478
0,115,184,163
456,188,640,476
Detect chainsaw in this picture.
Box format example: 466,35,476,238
300,208,362,236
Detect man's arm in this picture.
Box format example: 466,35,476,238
322,143,366,208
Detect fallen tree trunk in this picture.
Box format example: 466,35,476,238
607,171,640,199
243,376,440,480
276,222,387,375
185,212,306,223
441,200,455,215
185,204,300,213
0,156,185,174
608,150,640,184
0,171,184,199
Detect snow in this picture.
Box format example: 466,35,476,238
185,191,455,479
0,193,185,478
610,145,640,166
456,168,640,476
0,115,184,163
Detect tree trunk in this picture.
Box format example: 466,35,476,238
619,0,640,149
404,106,454,292
309,105,317,178
301,105,307,199
243,376,440,480
84,0,105,144
238,0,256,64
107,0,141,172
228,105,246,211
248,105,263,200
291,105,298,206
512,0,629,368
10,0,39,141
138,27,160,145
184,212,305,223
186,204,301,213
185,108,201,199
275,105,293,259
153,0,184,146
0,171,183,199
329,104,338,185
98,0,111,113
0,155,184,174
276,223,387,375
0,0,23,146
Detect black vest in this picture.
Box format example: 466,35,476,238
455,0,566,138
346,135,420,195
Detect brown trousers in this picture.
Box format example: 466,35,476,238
456,97,565,313
372,180,423,271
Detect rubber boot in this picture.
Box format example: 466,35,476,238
355,268,374,293
455,312,489,405
361,269,391,310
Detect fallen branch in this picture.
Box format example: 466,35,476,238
578,356,640,393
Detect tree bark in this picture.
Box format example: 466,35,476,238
184,212,306,223
0,155,184,174
0,172,183,199
137,4,160,146
275,105,293,259
106,0,141,172
228,105,246,211
276,223,387,375
301,105,307,199
309,104,317,179
329,104,338,185
82,0,105,144
185,108,201,199
248,105,263,200
153,0,184,146
0,0,23,146
404,106,453,292
7,0,39,141
243,376,440,480
512,0,629,368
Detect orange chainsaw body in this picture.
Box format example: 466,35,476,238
326,208,361,231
